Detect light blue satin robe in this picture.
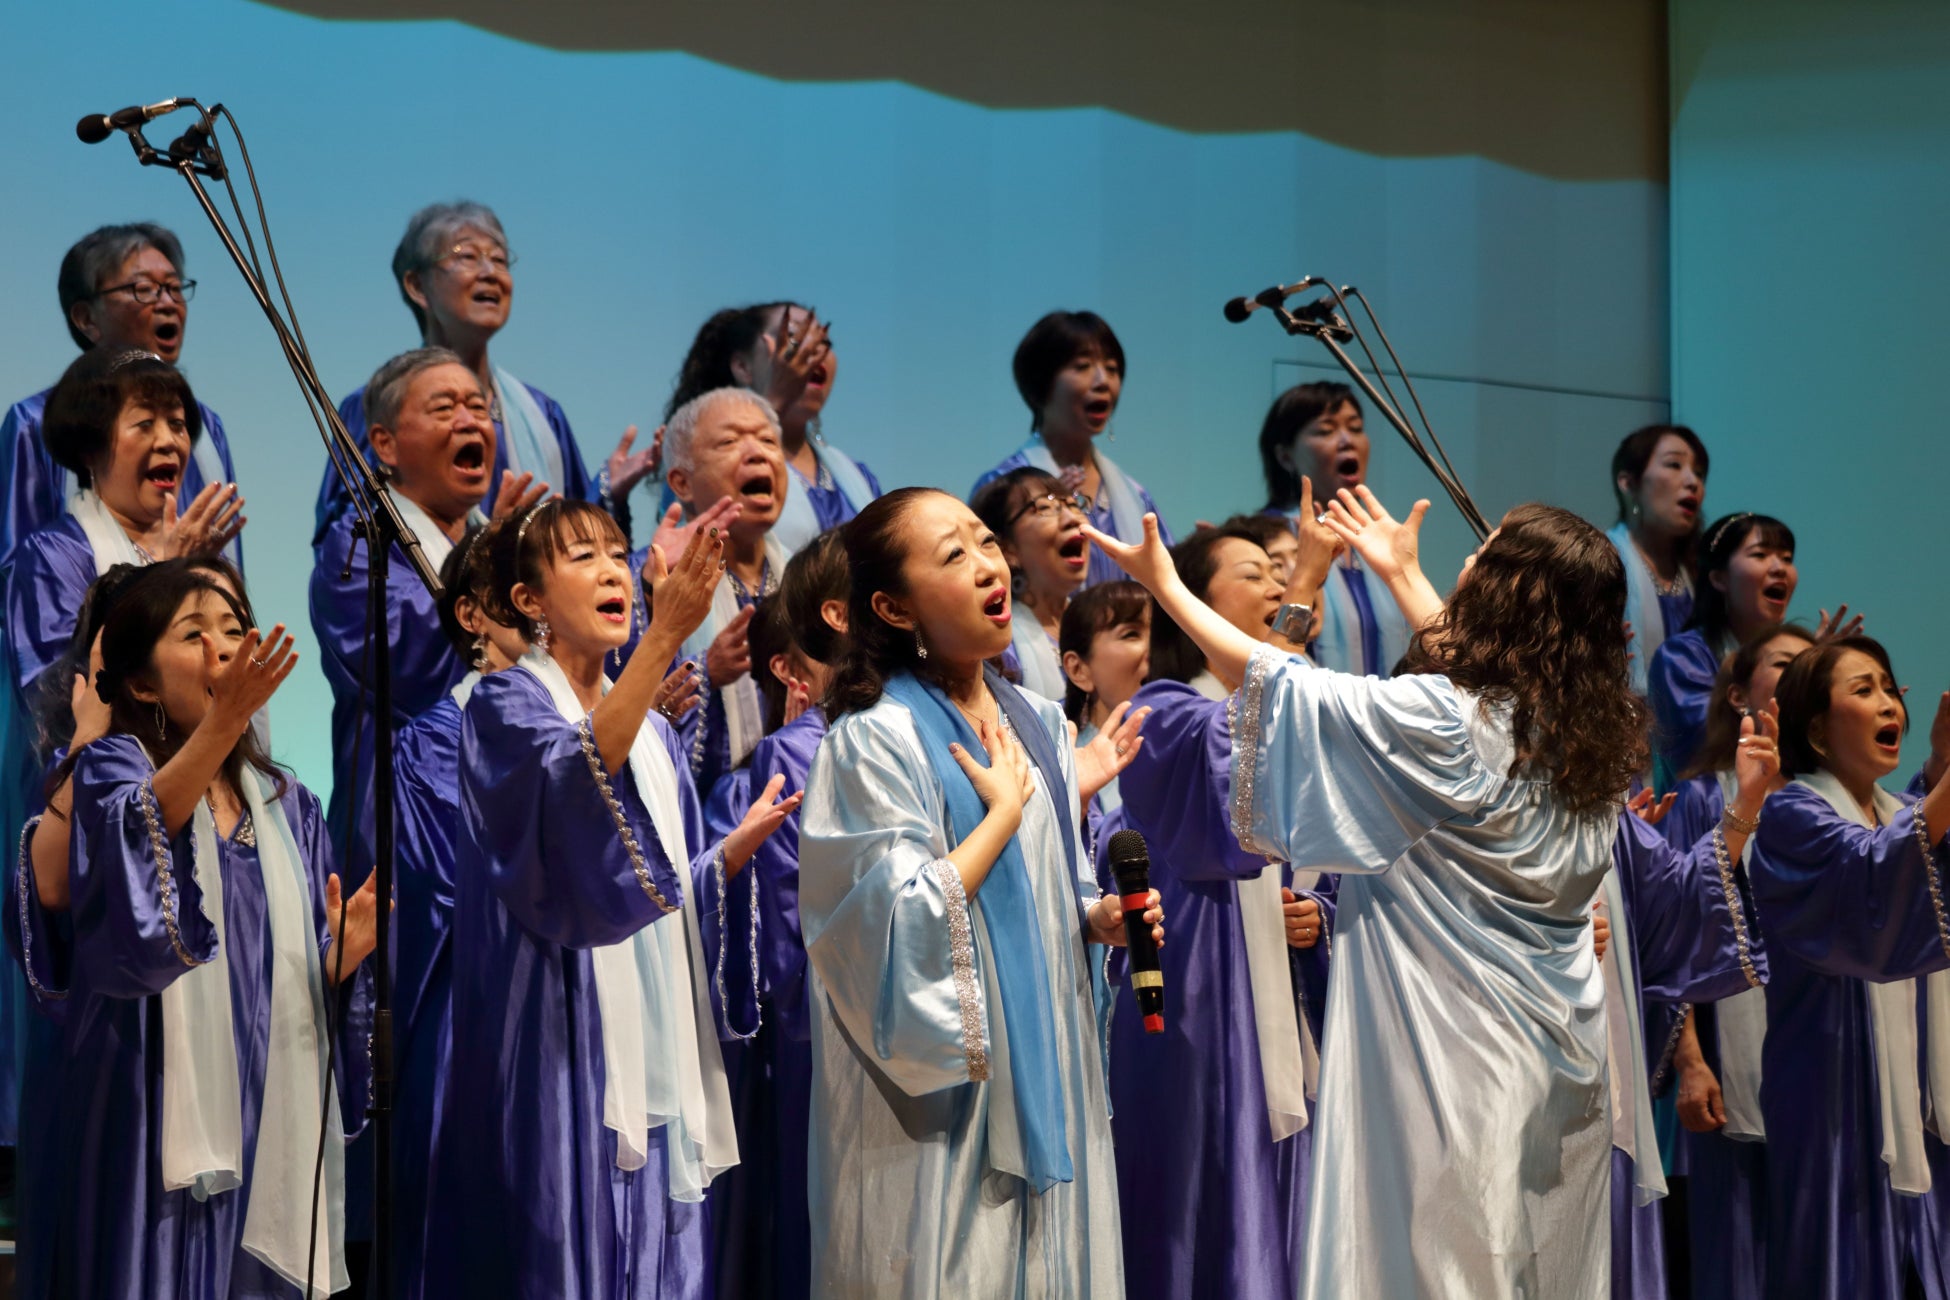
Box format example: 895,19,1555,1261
798,691,1123,1298
1231,646,1615,1299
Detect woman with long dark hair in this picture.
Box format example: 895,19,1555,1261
971,311,1171,587
428,500,797,1297
1607,424,1709,694
11,559,379,1297
1256,381,1409,675
1088,488,1652,1296
1747,636,1950,1300
797,487,1159,1296
665,302,881,554
1101,518,1334,1299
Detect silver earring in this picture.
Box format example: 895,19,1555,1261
915,630,928,661
471,634,489,671
535,616,551,651
1107,424,1117,443
153,701,167,742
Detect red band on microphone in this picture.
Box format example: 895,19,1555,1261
1119,891,1149,914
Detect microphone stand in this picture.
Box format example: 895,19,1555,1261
109,102,436,1298
1257,293,1492,541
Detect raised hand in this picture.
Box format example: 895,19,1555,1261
1815,603,1866,641
949,717,1034,831
1322,485,1428,587
1074,701,1151,806
1287,476,1345,595
1732,707,1784,806
651,660,702,723
489,469,550,519
325,869,387,983
1283,888,1323,949
781,673,814,726
160,482,246,559
606,424,661,500
1079,513,1178,595
1056,463,1089,502
1924,690,1950,790
71,631,114,749
643,524,727,649
1625,787,1677,827
705,606,755,687
646,497,742,597
205,624,298,733
722,772,806,877
747,309,832,417
1087,887,1166,949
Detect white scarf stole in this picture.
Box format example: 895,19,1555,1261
772,441,878,556
67,487,152,571
681,534,789,771
1009,615,1068,705
1017,440,1148,544
491,367,565,491
449,671,481,710
1798,769,1950,1195
1312,553,1412,678
1238,861,1318,1140
1711,768,1770,1142
384,487,485,574
1608,522,1689,697
519,651,737,1198
1600,866,1666,1204
156,757,347,1297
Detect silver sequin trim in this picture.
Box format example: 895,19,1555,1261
1710,827,1762,989
138,779,208,968
573,718,679,914
1228,645,1279,856
14,817,64,1002
1911,804,1950,963
932,858,989,1081
1648,1002,1692,1096
714,844,763,1040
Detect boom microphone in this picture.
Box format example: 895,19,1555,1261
76,99,188,144
1106,829,1165,1034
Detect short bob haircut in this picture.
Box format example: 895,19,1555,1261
391,201,510,336
1686,512,1796,646
482,499,629,642
969,465,1064,549
57,223,187,351
1146,525,1268,687
1057,579,1150,725
41,348,202,487
1258,381,1360,511
780,527,851,669
1773,634,1907,778
1011,310,1124,430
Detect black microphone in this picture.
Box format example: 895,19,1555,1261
1106,829,1164,1034
1222,276,1322,323
76,98,187,144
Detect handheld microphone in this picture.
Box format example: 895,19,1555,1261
76,98,188,145
1106,829,1164,1034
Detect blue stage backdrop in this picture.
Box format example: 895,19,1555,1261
2,0,1669,799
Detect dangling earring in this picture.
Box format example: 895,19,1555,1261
535,616,552,652
152,701,167,743
1106,423,1117,444
915,629,928,661
471,633,489,671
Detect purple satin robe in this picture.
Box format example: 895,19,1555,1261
307,509,468,880
700,708,824,1300
1101,679,1331,1299
1647,628,1723,786
1750,783,1950,1300
312,381,593,546
10,735,369,1299
427,667,717,1298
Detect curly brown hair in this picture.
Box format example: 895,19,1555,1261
1397,503,1647,814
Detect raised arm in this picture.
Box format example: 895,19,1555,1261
1322,485,1443,630
589,524,724,773
1081,513,1265,690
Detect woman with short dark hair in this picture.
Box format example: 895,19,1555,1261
971,310,1172,587
970,465,1092,702
1608,424,1709,695
1747,635,1950,1300
798,487,1158,1296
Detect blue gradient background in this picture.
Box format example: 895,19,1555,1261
2,0,1671,795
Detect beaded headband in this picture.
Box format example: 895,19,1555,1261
107,348,164,373
1704,511,1755,555
513,499,548,551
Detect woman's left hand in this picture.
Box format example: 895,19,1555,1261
1080,513,1179,596
606,424,662,500
723,773,805,877
326,869,388,984
1625,787,1677,826
159,482,246,559
1088,888,1165,949
652,660,702,723
1285,476,1344,596
1732,706,1783,806
1072,701,1150,806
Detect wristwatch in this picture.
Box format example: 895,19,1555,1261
1270,602,1315,643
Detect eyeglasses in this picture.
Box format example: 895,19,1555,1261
1007,491,1089,527
437,244,516,276
94,278,196,305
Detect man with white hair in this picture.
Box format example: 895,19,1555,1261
312,200,657,545
652,386,790,795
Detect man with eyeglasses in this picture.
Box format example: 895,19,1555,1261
312,200,659,549
0,222,239,578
